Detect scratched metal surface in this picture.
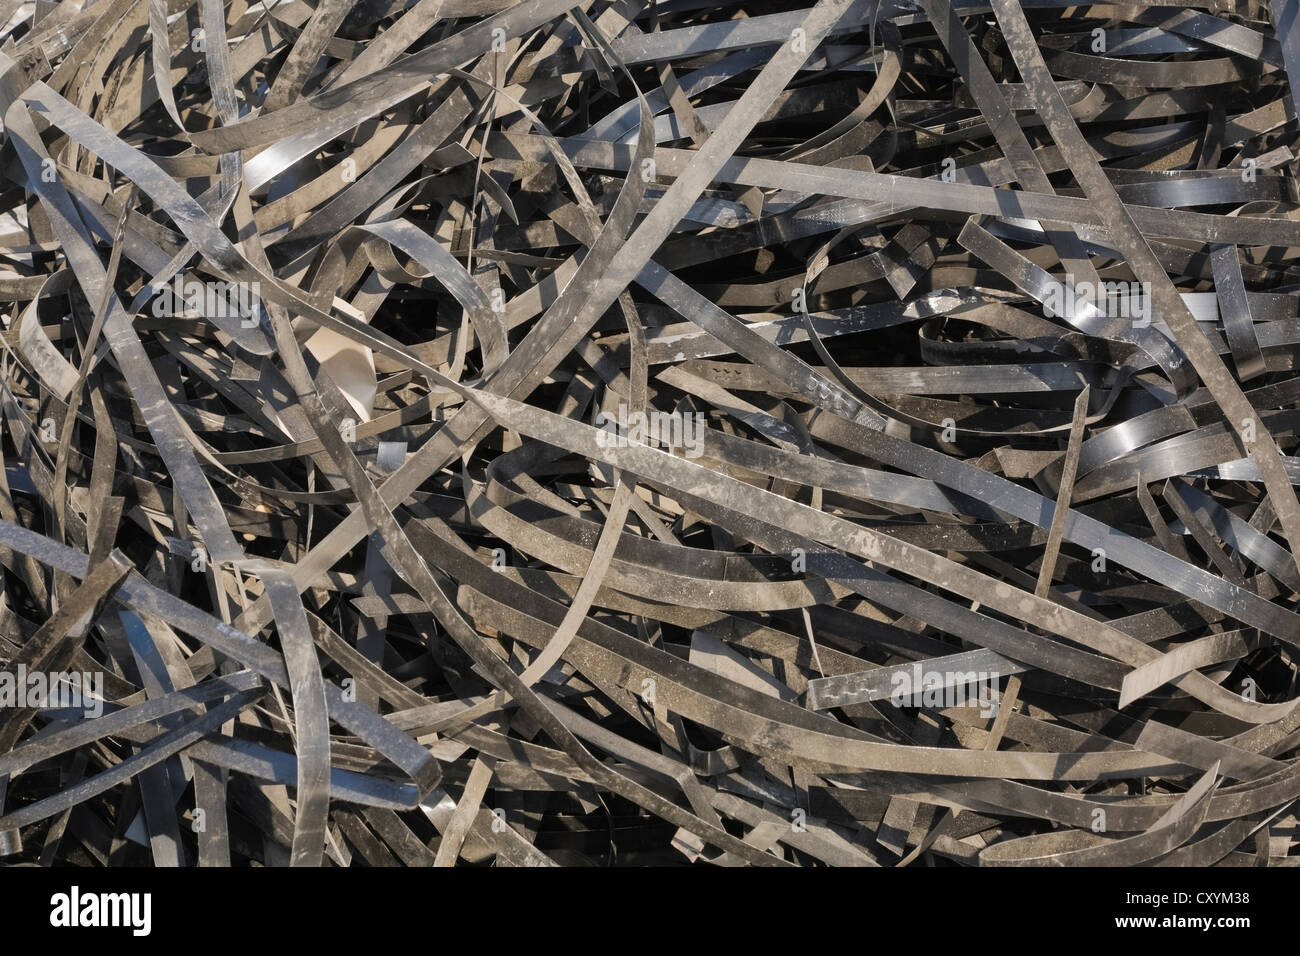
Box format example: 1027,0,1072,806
0,0,1298,866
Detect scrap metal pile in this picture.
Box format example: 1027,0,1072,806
0,0,1299,867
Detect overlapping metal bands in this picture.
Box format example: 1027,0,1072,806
0,0,1299,866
